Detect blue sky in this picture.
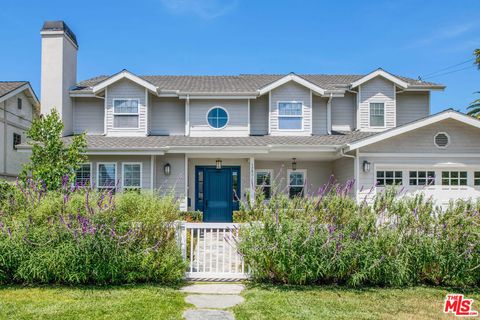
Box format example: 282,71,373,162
1,0,479,113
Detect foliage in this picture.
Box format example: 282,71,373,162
0,179,185,285
475,48,480,69
179,211,203,222
20,109,87,190
467,92,480,119
237,178,480,287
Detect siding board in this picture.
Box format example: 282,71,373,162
150,97,185,135
73,97,104,134
396,92,429,126
250,94,269,135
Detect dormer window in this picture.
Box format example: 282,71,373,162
113,99,139,128
278,102,303,130
369,102,385,127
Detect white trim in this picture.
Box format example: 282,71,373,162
249,157,256,205
150,155,155,190
268,91,271,135
74,162,92,185
145,89,149,135
346,110,480,151
350,69,409,89
185,94,190,136
356,86,361,130
368,102,386,129
326,93,332,134
287,169,307,196
97,162,117,189
255,169,273,199
92,70,158,94
206,106,229,130
184,155,188,211
179,95,257,99
247,99,251,134
358,152,480,158
122,162,143,189
87,150,165,155
434,131,450,149
309,90,313,135
258,74,326,96
277,101,304,131
103,87,108,135
112,98,140,129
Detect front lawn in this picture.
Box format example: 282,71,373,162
0,285,187,320
234,285,480,320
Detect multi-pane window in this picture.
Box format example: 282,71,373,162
98,163,116,190
13,133,21,150
113,99,139,128
409,171,435,186
232,170,239,202
278,102,303,130
256,170,272,199
475,172,480,186
288,170,305,198
442,171,467,186
376,171,402,186
75,164,91,185
207,107,229,129
123,163,142,189
17,98,22,110
370,102,385,127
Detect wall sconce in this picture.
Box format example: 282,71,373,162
363,160,371,173
292,158,297,171
164,163,171,176
216,159,222,170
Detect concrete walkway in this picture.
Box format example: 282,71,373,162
181,283,245,320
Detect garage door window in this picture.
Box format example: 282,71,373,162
409,171,435,186
474,172,480,186
441,171,467,186
376,171,402,186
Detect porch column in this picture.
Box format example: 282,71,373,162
184,154,188,211
150,155,156,191
249,157,255,206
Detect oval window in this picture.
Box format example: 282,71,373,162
434,132,450,149
207,107,229,129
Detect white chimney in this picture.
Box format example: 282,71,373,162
40,21,78,135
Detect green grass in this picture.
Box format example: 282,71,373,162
234,285,480,320
0,285,187,320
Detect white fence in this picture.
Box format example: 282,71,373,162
176,222,248,280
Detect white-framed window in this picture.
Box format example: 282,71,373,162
75,163,92,185
278,102,303,130
475,172,480,186
113,99,139,129
97,163,117,190
122,163,142,189
206,106,229,129
255,169,273,199
369,102,385,127
376,170,402,186
12,133,21,150
409,171,435,186
288,169,306,198
441,171,467,186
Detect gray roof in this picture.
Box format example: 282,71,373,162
0,81,28,98
62,131,375,150
71,72,443,94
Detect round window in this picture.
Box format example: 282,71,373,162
207,107,229,129
434,132,450,149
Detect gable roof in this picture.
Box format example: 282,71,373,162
349,68,409,89
344,109,480,151
0,81,40,111
91,69,158,94
257,73,327,95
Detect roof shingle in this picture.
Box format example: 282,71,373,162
0,81,28,98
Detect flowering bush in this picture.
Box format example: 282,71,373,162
238,177,480,287
0,178,185,285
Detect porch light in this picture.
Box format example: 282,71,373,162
292,158,297,171
216,159,222,170
164,163,171,176
363,160,371,173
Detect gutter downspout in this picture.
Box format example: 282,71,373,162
185,94,190,136
340,146,359,201
327,93,333,134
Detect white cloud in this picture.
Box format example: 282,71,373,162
407,22,479,48
160,0,238,19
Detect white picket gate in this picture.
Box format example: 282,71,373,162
176,222,248,280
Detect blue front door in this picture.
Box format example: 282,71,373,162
195,166,240,222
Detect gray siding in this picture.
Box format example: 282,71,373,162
332,157,354,185
73,97,104,134
396,92,430,126
250,95,269,135
150,97,185,136
189,99,249,137
155,154,186,197
359,77,395,130
270,82,312,136
332,92,356,131
312,95,327,135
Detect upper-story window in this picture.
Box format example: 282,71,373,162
278,102,303,130
113,99,139,128
369,102,385,127
17,98,22,110
207,107,229,129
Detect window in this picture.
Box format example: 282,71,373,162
369,103,385,127
376,170,402,186
75,163,91,185
278,102,303,130
409,171,435,186
256,170,272,199
434,132,450,149
123,163,142,189
207,107,229,129
288,170,306,198
97,163,116,190
13,133,21,150
442,171,467,186
17,98,22,110
113,99,139,128
475,172,480,186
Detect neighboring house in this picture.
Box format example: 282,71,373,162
28,21,480,221
0,81,39,180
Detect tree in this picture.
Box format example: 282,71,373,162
466,49,480,118
21,109,87,190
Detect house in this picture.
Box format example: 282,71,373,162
0,81,39,180
31,21,480,221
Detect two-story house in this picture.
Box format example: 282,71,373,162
0,81,39,180
29,21,480,221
